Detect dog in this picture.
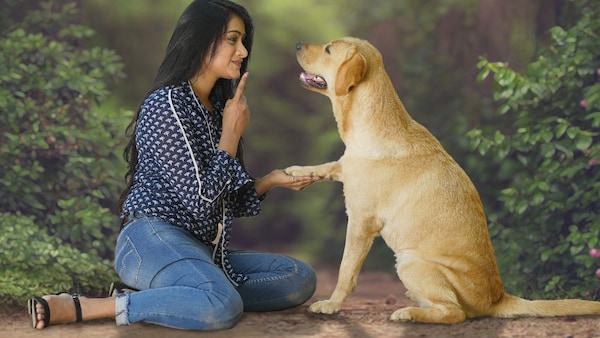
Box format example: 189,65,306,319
285,37,600,324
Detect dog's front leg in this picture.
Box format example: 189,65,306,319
309,218,375,314
284,161,342,181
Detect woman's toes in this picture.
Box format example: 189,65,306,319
34,302,47,329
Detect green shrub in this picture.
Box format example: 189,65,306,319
468,1,600,299
0,1,126,305
0,213,117,306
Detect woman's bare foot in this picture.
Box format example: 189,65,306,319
33,293,83,329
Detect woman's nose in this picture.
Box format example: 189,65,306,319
239,43,248,58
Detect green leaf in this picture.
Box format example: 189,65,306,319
566,127,580,139
555,123,569,138
550,26,567,42
497,103,511,115
541,143,555,158
494,130,505,144
586,112,600,128
515,200,528,214
540,250,552,262
575,134,593,151
570,245,585,256
589,237,598,248
477,67,490,82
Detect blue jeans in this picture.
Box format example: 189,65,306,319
113,216,316,330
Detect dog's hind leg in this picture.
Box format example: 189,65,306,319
391,302,466,324
391,260,466,324
309,217,377,315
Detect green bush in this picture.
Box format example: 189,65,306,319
468,1,600,299
0,1,125,305
0,213,117,306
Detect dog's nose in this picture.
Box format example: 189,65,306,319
296,42,303,51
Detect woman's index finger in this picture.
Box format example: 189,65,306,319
234,72,249,100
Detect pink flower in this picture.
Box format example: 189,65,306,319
596,268,600,278
597,69,600,76
590,248,600,258
589,159,599,167
580,99,587,108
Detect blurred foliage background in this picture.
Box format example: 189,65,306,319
1,0,598,306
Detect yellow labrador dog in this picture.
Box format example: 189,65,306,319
285,37,600,324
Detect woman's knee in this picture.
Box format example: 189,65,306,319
297,259,317,282
210,293,244,329
294,259,317,300
187,286,244,330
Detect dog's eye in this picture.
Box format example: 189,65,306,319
325,45,331,54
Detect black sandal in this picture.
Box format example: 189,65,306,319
28,294,82,329
108,281,139,297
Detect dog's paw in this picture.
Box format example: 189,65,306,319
390,308,414,322
284,165,316,177
283,165,322,177
308,300,341,314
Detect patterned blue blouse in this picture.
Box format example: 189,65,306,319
121,81,263,286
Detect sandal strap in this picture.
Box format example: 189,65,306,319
72,294,83,322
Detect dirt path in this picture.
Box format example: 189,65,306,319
2,270,599,338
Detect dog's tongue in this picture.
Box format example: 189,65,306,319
299,72,327,89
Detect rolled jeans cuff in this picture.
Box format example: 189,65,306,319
115,292,130,326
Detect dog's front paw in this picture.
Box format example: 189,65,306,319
284,165,314,177
308,300,341,314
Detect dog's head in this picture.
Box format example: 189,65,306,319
296,37,380,97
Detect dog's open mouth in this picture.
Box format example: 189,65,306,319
299,72,327,89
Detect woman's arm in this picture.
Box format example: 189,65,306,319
254,169,323,196
230,170,321,218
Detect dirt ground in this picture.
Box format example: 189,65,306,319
2,270,600,338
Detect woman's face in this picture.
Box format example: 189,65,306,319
205,15,248,80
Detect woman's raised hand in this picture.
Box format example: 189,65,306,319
219,72,250,157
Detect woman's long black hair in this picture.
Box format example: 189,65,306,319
118,0,254,211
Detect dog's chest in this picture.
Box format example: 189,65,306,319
340,161,394,196
338,155,426,212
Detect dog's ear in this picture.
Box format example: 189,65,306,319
335,48,367,96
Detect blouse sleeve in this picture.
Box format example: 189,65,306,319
230,181,264,217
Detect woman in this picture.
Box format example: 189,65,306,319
28,0,321,330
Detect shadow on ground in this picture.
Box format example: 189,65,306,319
3,270,599,338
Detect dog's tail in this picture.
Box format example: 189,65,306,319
490,293,600,318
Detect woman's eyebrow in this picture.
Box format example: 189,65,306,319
227,30,245,37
